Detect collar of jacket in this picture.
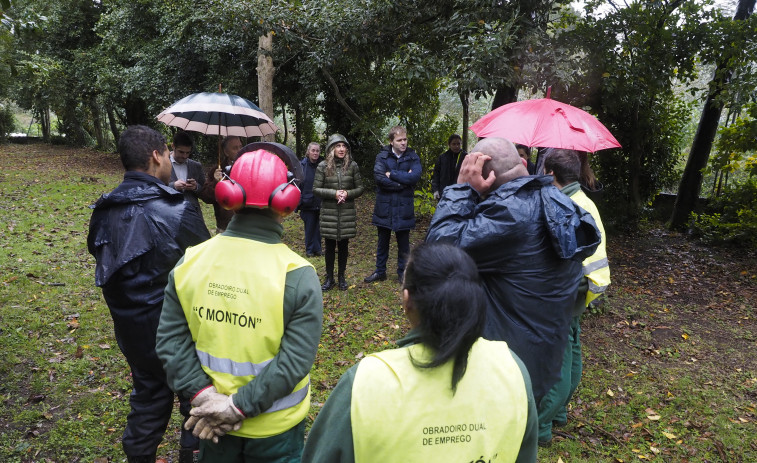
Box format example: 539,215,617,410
396,328,423,347
491,174,553,196
223,211,284,244
560,181,581,197
92,171,179,209
378,146,417,160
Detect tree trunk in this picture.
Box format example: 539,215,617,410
294,104,303,158
459,89,469,151
40,106,50,142
124,94,151,126
281,103,288,145
106,105,120,144
491,84,517,110
257,32,275,142
670,0,755,230
91,99,105,149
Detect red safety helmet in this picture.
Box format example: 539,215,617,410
215,147,301,215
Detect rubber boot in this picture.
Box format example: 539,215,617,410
321,274,335,291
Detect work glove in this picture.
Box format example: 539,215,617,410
190,416,242,443
190,393,245,426
184,385,225,432
433,191,440,201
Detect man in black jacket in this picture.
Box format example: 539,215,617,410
364,126,422,284
87,125,210,463
431,134,467,201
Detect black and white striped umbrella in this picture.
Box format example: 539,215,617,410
157,92,278,138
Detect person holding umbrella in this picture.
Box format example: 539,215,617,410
302,242,538,462
538,149,610,446
199,135,243,233
313,134,364,291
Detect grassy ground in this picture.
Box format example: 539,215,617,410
0,144,755,462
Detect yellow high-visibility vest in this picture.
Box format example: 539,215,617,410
571,190,611,304
351,339,528,462
174,235,312,438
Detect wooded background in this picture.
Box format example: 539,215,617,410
1,0,755,235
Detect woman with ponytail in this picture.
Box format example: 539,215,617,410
302,243,538,463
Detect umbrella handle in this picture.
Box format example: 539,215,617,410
555,108,585,133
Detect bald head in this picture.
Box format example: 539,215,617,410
473,138,528,190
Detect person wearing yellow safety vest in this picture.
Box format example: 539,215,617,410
302,242,538,463
156,143,323,462
537,149,611,446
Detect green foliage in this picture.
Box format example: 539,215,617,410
0,100,15,138
713,103,757,177
692,177,757,247
552,0,717,223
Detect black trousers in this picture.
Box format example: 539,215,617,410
324,238,349,278
375,227,410,276
112,311,199,457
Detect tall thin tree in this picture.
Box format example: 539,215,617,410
670,0,756,230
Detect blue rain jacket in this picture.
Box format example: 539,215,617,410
87,171,209,358
426,175,600,401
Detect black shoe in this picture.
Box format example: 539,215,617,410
321,276,335,291
338,276,348,291
364,272,387,283
127,456,157,463
179,447,200,463
306,252,314,258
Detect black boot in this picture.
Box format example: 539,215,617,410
127,455,157,463
321,275,335,291
179,447,200,463
337,240,349,291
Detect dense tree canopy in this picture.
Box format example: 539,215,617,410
2,0,756,225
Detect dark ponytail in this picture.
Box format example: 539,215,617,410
403,243,487,392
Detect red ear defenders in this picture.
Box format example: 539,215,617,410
215,143,302,215
268,171,300,214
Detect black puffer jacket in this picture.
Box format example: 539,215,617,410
313,159,363,240
88,172,210,327
426,175,600,401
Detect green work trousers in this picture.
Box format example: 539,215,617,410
199,420,305,463
537,316,582,443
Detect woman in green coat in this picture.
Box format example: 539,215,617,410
313,134,364,291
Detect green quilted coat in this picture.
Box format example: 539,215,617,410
313,159,364,240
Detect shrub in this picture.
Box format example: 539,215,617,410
692,177,757,248
0,102,17,140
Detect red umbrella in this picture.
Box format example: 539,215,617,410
470,93,621,152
